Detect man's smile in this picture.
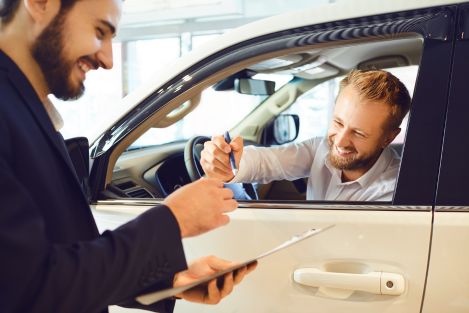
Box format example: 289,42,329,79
335,145,356,157
77,57,98,79
77,59,91,73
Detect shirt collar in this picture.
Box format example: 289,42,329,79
355,147,392,187
42,96,64,131
325,147,393,187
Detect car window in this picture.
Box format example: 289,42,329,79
284,65,418,145
110,36,424,203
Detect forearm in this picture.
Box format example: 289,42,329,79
0,189,186,312
232,143,315,184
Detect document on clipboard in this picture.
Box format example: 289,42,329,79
136,224,334,305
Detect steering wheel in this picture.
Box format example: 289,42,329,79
184,136,258,200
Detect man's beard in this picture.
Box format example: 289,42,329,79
327,137,381,171
31,13,84,101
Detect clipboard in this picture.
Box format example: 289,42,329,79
136,224,334,305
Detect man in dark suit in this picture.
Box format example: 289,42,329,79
0,0,255,312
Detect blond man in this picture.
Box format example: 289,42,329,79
201,69,411,201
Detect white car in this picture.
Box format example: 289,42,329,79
71,0,469,312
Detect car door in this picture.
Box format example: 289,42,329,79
174,18,453,313
89,4,457,312
421,4,469,313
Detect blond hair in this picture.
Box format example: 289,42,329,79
339,69,411,130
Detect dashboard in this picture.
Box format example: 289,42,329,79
106,140,274,200
153,153,191,196
108,142,190,199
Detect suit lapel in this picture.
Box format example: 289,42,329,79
0,51,84,194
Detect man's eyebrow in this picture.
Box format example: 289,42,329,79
98,19,116,37
334,117,368,136
352,127,368,136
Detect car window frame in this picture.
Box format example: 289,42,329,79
435,4,469,208
89,5,458,205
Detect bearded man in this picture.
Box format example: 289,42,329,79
201,69,411,201
0,1,255,312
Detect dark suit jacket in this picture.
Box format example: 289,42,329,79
0,51,187,312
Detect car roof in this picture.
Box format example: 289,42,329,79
220,0,463,46
121,0,461,97
96,0,464,142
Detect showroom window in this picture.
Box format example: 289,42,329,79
53,43,123,141
55,32,224,141
125,37,181,94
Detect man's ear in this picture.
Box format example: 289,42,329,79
23,0,60,25
382,127,401,148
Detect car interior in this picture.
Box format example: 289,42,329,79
101,34,423,202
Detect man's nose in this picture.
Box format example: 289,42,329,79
334,129,350,147
96,39,113,70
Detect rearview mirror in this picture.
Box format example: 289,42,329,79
235,78,276,96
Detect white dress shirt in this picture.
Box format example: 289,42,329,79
231,137,400,201
42,96,64,131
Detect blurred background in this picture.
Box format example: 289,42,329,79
54,0,343,140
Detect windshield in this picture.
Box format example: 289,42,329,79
130,75,292,148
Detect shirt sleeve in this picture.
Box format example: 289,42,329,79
232,138,319,184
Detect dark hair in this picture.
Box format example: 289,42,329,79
0,0,20,24
339,69,411,130
0,0,79,24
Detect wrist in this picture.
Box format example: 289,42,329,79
172,273,183,299
164,203,188,238
173,213,188,238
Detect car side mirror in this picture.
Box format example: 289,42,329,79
262,114,300,146
235,78,276,96
64,137,90,202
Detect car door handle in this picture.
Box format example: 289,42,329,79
293,268,405,296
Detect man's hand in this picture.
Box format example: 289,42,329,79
200,135,244,181
174,256,257,304
163,178,237,238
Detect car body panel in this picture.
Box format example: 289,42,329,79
421,211,469,313
93,203,432,313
